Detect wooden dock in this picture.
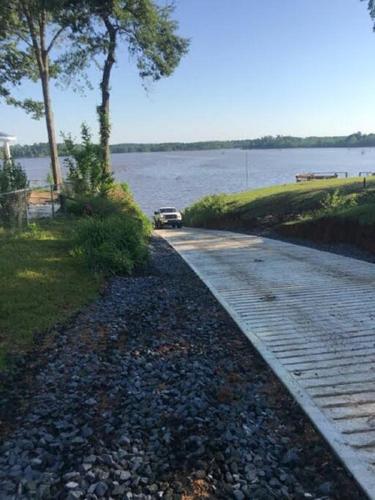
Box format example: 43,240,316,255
160,227,375,499
296,171,348,182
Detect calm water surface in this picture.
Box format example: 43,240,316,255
19,148,375,215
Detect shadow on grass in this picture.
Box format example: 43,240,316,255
193,180,374,230
234,180,371,219
0,218,101,369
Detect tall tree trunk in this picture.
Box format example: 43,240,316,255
98,19,117,173
23,6,62,188
41,68,62,188
98,73,112,173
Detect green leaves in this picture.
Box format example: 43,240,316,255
127,3,190,81
100,0,190,81
0,0,95,117
0,35,44,117
0,0,189,181
61,0,189,170
366,0,375,19
64,123,114,196
0,160,29,193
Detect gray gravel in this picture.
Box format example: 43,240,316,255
0,236,366,499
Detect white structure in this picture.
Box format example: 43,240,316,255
0,131,16,160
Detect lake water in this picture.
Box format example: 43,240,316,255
19,147,375,215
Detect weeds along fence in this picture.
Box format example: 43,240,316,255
28,181,59,220
0,183,60,231
0,188,31,230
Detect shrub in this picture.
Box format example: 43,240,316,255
64,124,114,196
67,178,152,275
0,160,28,192
320,189,358,212
65,183,139,218
65,194,125,218
74,212,152,275
183,194,227,227
0,161,29,229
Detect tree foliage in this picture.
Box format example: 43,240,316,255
0,1,73,117
65,0,190,171
64,124,114,196
0,0,189,180
0,160,29,192
365,0,375,21
0,0,94,186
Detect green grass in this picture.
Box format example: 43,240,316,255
183,177,375,228
334,202,375,225
0,218,102,369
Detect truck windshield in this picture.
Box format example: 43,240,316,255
160,208,176,213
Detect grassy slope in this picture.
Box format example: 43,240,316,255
0,218,101,369
184,177,375,228
337,202,375,225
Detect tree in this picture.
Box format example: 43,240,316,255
0,1,88,187
365,0,375,19
69,0,189,172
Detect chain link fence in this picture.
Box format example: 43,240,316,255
0,188,31,230
0,183,60,231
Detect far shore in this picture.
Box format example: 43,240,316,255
10,133,375,159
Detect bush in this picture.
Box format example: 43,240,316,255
65,194,125,218
65,183,139,218
66,179,151,275
0,160,28,192
0,161,29,229
74,212,152,275
183,194,227,227
320,189,358,213
64,124,114,196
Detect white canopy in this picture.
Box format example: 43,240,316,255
0,131,16,143
0,131,16,159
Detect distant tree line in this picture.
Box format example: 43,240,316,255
10,132,375,158
241,132,375,149
112,132,375,152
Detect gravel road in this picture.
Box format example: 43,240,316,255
0,236,366,499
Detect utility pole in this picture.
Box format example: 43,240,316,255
245,151,249,188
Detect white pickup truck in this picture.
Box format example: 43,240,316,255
153,207,182,229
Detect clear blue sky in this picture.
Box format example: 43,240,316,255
3,0,375,144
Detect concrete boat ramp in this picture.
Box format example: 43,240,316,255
160,227,375,499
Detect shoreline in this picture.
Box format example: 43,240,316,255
11,144,375,160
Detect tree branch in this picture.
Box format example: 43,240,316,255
17,32,33,48
19,0,43,71
39,8,46,54
46,26,66,54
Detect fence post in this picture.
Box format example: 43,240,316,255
26,190,29,226
50,185,55,218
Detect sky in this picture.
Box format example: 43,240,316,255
3,0,375,145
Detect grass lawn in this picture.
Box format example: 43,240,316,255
184,177,375,227
0,217,102,370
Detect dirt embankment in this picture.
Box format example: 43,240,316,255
279,217,375,254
